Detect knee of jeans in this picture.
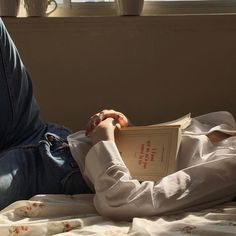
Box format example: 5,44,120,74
0,170,32,209
62,169,92,195
0,171,22,209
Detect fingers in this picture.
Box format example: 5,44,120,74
89,118,118,145
86,112,103,136
86,109,129,136
100,110,128,127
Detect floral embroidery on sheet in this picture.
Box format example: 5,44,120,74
62,220,83,232
17,202,45,217
9,226,29,236
47,220,82,234
63,221,73,232
177,225,197,234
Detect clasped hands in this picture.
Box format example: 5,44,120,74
86,109,130,145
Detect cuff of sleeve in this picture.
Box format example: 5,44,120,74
85,140,126,184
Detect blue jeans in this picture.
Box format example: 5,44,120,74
0,18,91,210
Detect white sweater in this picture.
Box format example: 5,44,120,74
68,111,236,220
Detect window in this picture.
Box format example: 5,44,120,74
18,0,236,17
70,0,114,2
54,0,236,16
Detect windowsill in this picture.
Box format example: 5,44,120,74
15,1,236,17
3,14,236,32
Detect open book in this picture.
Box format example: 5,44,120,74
115,113,191,181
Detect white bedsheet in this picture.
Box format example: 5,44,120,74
0,194,236,235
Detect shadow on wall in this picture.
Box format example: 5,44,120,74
4,16,236,131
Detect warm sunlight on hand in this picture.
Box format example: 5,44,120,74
86,109,130,136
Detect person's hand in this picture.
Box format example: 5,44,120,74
86,109,130,145
86,109,130,136
88,118,118,145
207,131,231,143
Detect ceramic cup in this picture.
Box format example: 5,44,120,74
0,0,20,16
116,0,144,16
24,0,57,16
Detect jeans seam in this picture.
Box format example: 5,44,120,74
0,31,14,127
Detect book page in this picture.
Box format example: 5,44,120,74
149,113,191,129
116,126,180,181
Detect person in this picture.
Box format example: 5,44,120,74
1,18,236,221
70,110,236,220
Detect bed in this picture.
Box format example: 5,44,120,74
0,194,236,235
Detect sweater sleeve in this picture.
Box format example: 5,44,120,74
85,140,236,221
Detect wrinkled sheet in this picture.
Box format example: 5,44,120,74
0,194,236,235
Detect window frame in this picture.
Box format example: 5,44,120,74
18,0,236,17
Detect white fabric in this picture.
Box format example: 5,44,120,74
1,194,236,235
68,111,236,220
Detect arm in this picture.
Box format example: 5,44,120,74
85,110,236,220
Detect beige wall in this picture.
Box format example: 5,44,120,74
3,15,236,131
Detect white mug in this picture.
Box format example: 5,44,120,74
0,0,20,16
24,0,57,17
116,0,144,16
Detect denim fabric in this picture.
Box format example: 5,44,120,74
0,18,91,210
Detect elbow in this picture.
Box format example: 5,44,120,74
93,194,134,221
94,195,142,221
93,192,158,221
